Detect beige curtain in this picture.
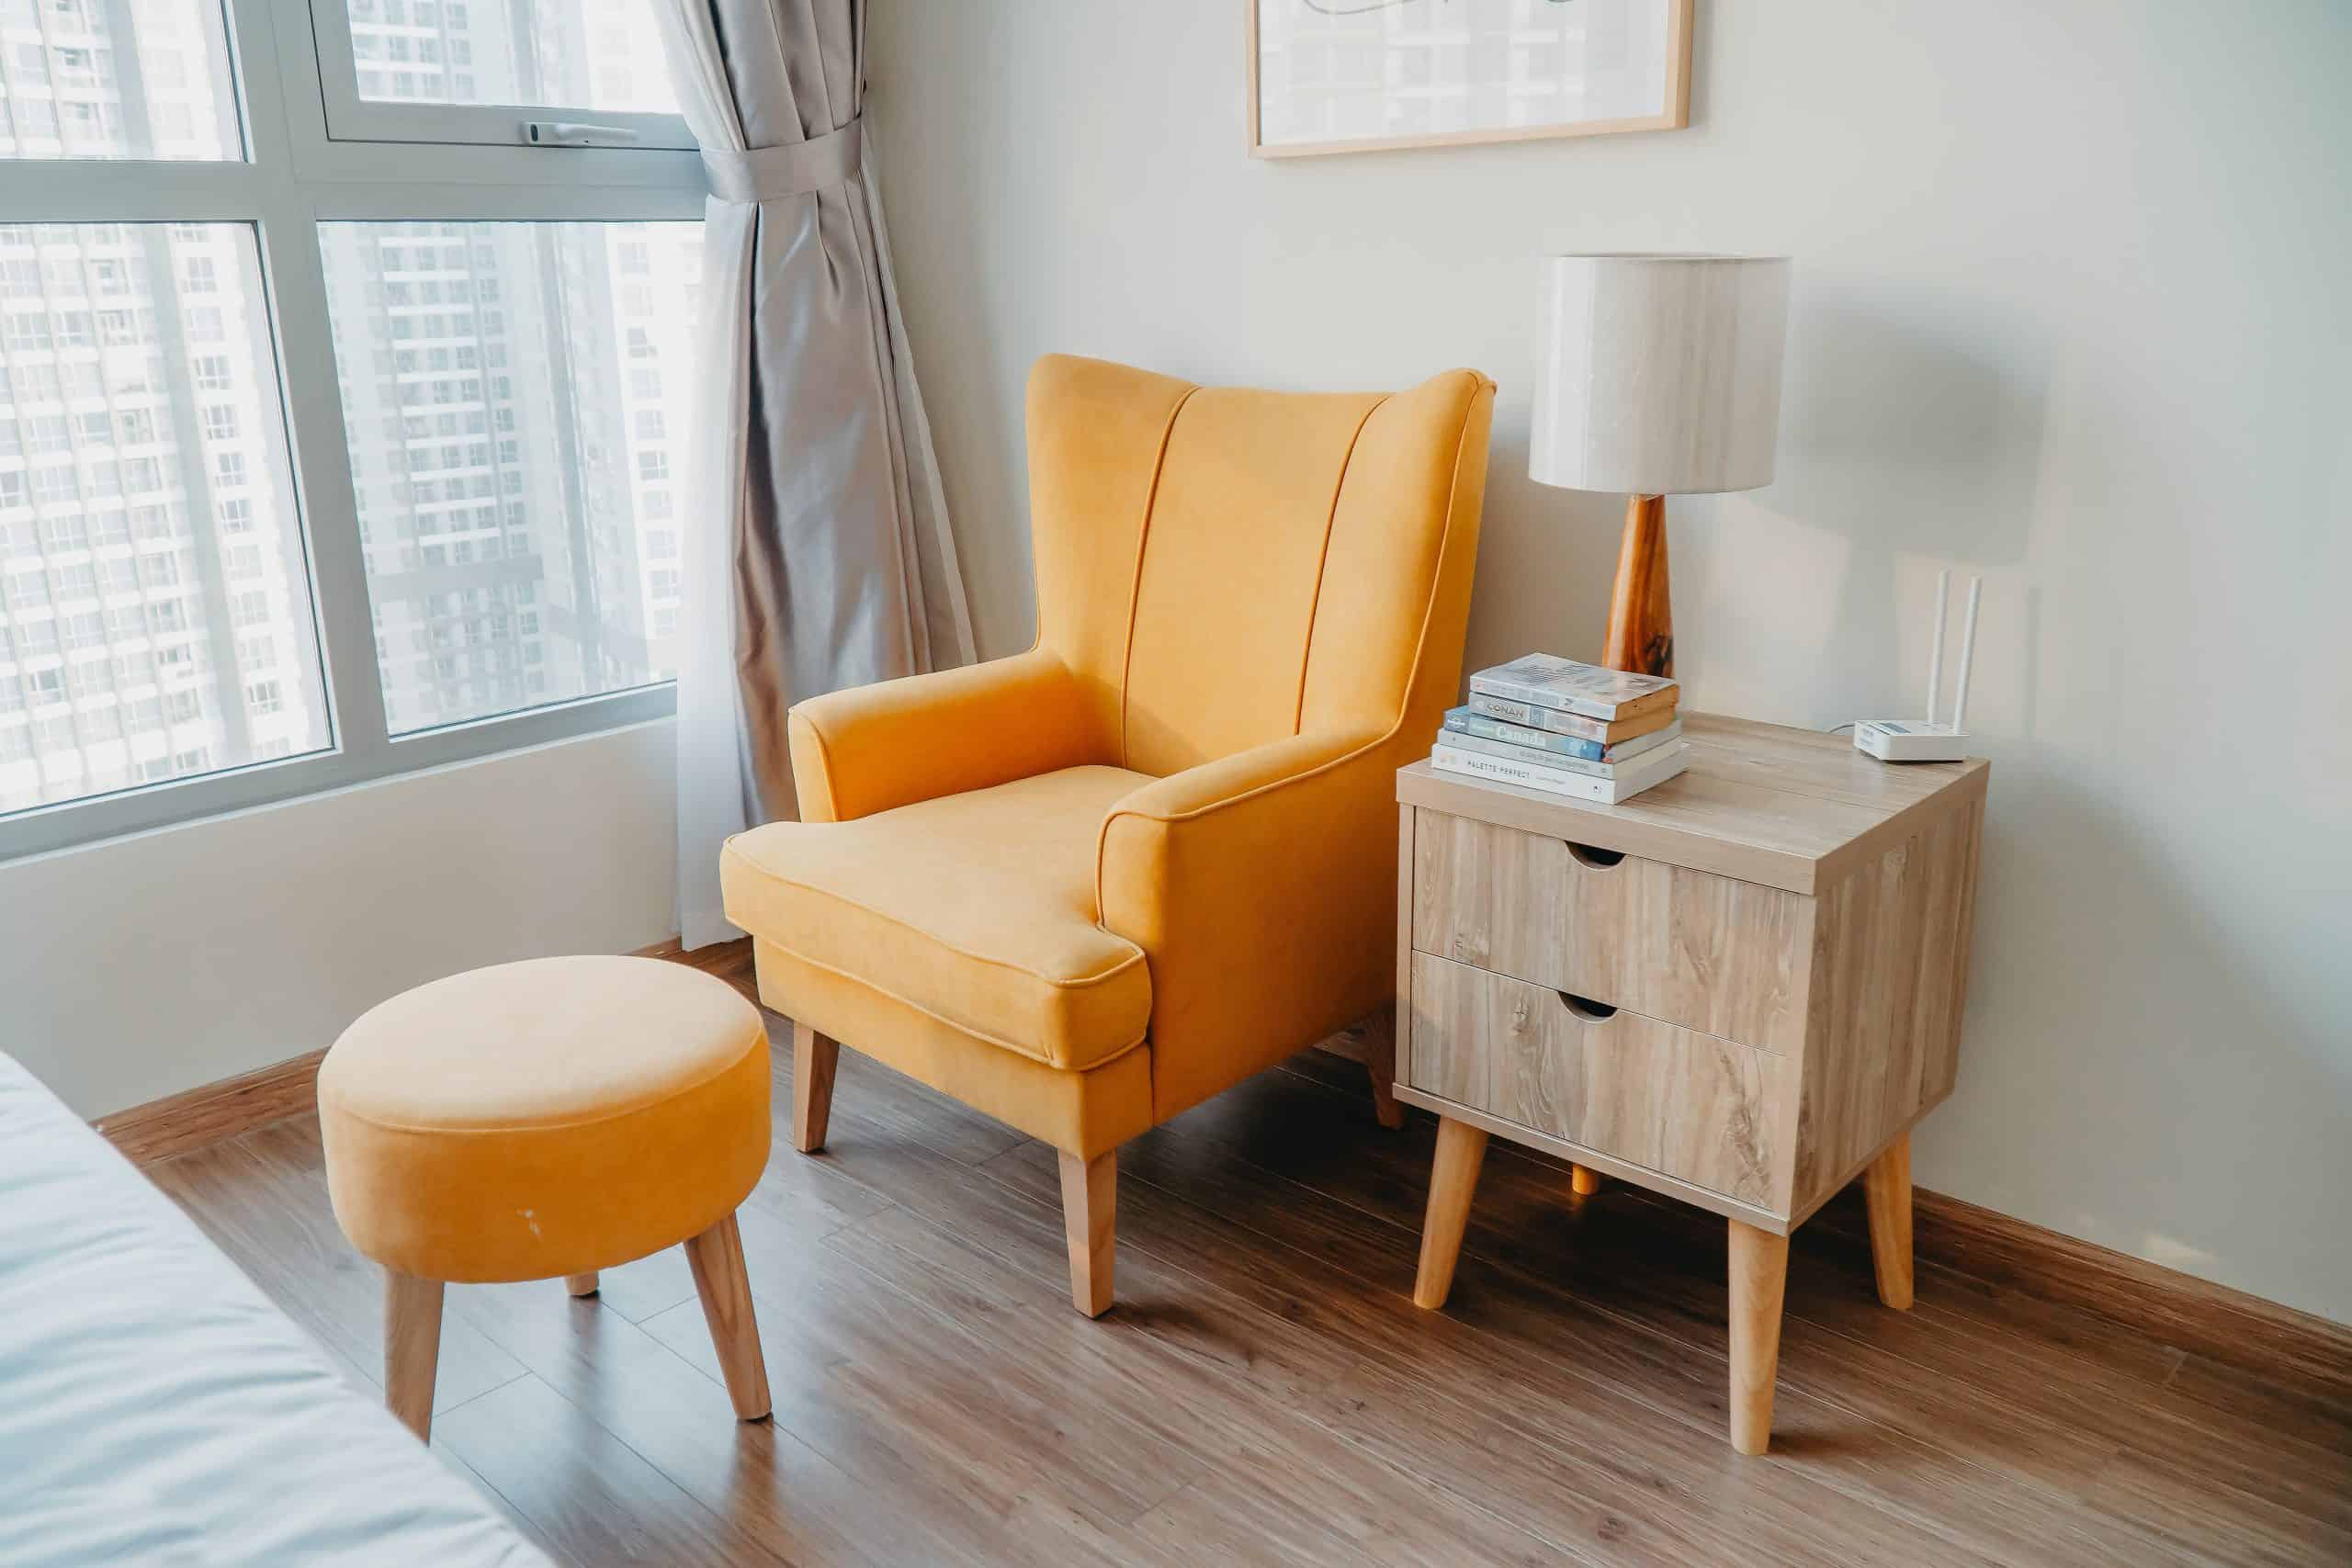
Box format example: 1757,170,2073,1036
653,0,974,948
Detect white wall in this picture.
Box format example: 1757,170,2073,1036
2,721,678,1119
870,1,2352,1320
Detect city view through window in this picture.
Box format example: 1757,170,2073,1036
0,1,698,816
0,220,326,811
345,0,680,114
321,219,700,735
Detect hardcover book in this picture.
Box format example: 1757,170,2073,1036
1464,694,1678,745
1442,707,1682,765
1467,653,1679,722
1430,739,1690,806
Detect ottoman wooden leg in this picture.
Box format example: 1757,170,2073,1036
684,1212,771,1419
566,1273,600,1297
384,1271,444,1442
793,1022,841,1155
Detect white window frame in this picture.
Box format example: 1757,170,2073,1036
307,0,695,152
0,0,707,861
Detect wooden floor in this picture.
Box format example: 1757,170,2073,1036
150,1010,2349,1564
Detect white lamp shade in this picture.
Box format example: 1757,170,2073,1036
1530,254,1792,496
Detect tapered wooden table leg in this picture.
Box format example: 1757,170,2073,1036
1569,1163,1604,1196
384,1271,444,1443
684,1212,771,1419
565,1272,599,1297
793,1022,841,1155
1413,1117,1489,1310
1862,1131,1915,1310
1727,1220,1789,1454
1363,1003,1406,1130
1058,1147,1117,1318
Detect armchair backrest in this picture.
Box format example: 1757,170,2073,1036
1024,355,1496,777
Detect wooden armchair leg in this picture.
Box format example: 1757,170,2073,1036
1362,1003,1406,1130
565,1272,600,1296
384,1271,444,1443
1057,1148,1116,1318
793,1021,841,1154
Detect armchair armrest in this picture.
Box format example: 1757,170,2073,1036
1095,730,1399,1120
788,649,1104,822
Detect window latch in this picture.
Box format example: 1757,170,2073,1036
522,122,642,148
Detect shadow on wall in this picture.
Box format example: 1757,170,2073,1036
1763,285,2052,713
1931,753,2342,1309
1466,284,2057,708
1464,408,1624,677
1775,288,2052,561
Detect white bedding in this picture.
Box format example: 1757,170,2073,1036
0,1052,548,1567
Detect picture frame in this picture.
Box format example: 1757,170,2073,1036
1245,0,1693,159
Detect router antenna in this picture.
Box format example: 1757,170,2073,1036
1926,569,1951,726
1950,575,1983,734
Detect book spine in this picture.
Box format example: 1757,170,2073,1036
1599,718,1682,763
1442,709,1608,762
1436,728,1617,776
1464,694,1611,741
1465,673,1617,720
1430,743,1615,802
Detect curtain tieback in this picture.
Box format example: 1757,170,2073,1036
701,118,863,204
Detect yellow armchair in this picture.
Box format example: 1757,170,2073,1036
721,354,1495,1315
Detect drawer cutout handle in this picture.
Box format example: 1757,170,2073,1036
1558,990,1619,1022
1566,840,1626,870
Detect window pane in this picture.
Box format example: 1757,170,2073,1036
0,223,329,816
343,0,677,113
0,0,242,161
318,220,699,736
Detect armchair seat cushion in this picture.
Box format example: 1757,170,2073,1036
721,765,1155,1072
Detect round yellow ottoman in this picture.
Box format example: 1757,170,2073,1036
319,955,773,1439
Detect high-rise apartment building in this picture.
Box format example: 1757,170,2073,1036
0,2,322,812
1,0,696,808
319,216,697,735
317,0,695,733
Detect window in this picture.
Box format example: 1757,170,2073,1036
0,2,702,856
0,0,243,162
319,219,698,734
312,0,692,150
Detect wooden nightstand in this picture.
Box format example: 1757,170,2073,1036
1394,713,1988,1454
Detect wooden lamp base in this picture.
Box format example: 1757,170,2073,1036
1602,493,1673,678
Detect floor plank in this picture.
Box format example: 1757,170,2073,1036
141,989,2351,1568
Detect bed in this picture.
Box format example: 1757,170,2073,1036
0,1050,548,1566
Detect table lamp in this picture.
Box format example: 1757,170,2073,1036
1530,254,1792,677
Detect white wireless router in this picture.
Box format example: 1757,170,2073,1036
1856,570,1979,762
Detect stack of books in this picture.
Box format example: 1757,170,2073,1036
1431,653,1687,805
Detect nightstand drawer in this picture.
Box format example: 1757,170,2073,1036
1406,953,1790,1208
1412,811,1810,1055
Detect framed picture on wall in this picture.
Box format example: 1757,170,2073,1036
1246,0,1692,159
